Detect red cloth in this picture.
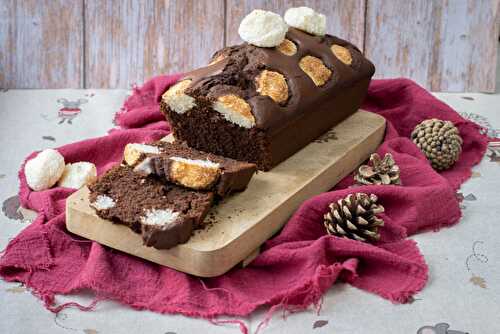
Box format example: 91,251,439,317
0,77,488,326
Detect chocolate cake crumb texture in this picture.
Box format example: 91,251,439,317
88,165,214,249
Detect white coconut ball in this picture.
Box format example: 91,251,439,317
238,9,288,47
25,149,65,191
58,162,97,189
284,7,326,36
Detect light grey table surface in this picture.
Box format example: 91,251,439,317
0,88,499,334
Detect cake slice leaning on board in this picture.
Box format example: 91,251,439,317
88,165,214,249
160,9,375,171
123,141,257,197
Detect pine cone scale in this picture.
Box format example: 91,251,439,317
346,220,358,230
342,205,352,219
357,216,369,225
380,174,390,185
355,205,366,215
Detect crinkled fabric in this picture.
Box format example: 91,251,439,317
0,77,488,329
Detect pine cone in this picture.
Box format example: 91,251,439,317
411,119,463,170
354,153,401,185
323,193,384,243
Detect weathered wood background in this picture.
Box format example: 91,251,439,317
1,0,499,91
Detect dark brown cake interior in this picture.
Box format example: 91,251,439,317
152,141,253,172
88,165,214,249
162,104,272,169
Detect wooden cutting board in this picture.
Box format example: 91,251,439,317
66,110,385,277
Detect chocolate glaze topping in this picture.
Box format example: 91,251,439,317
182,28,375,136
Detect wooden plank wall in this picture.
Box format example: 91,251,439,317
85,0,225,88
0,0,499,92
0,0,84,88
365,0,500,92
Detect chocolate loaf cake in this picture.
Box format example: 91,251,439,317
88,165,213,249
161,27,375,170
123,141,256,197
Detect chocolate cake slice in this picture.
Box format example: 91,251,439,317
122,141,256,197
160,27,375,170
88,165,213,249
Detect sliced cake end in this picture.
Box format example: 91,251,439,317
123,141,256,197
88,165,213,249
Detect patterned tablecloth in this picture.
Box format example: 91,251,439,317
0,88,499,334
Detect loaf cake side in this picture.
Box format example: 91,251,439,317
88,165,214,249
161,27,375,170
123,141,257,197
